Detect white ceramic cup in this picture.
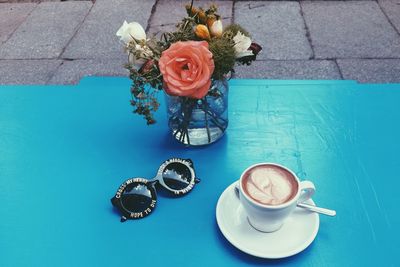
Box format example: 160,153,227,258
237,163,315,233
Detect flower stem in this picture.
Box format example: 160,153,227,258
202,98,227,132
174,97,196,145
202,99,212,143
170,93,226,145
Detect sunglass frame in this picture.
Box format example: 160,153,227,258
111,158,199,222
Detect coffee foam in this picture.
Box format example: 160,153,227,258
242,165,298,205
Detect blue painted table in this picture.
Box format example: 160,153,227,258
1,78,399,266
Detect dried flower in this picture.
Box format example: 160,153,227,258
139,59,156,74
127,44,153,69
249,42,262,56
194,24,211,40
128,52,146,69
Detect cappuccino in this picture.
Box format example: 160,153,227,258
242,164,298,206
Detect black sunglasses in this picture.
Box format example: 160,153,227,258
111,158,200,222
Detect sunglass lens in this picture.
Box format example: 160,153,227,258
120,181,156,218
162,162,193,191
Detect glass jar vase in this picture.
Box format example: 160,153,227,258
165,79,229,146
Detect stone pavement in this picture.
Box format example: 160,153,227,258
0,0,400,85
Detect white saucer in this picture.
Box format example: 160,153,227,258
216,182,319,259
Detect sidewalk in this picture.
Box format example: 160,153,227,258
0,0,400,84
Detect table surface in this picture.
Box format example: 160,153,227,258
1,78,399,266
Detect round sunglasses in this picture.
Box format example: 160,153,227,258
111,158,200,222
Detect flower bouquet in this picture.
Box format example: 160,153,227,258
117,1,261,146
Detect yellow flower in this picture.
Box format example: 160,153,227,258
185,5,198,16
198,10,207,24
185,5,207,24
206,15,216,29
195,24,211,40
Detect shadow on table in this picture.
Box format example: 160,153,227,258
158,131,229,151
213,220,316,265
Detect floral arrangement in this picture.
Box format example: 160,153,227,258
116,1,261,125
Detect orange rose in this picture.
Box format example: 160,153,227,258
158,41,215,99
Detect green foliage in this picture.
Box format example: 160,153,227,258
209,37,236,80
127,65,162,125
160,18,197,49
223,24,251,39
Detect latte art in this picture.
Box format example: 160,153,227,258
242,165,298,205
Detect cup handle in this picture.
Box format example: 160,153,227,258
298,181,315,203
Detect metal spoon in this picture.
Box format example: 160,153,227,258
297,202,336,216
234,183,336,217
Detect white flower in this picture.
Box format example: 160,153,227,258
210,20,223,37
116,21,146,44
233,31,253,58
